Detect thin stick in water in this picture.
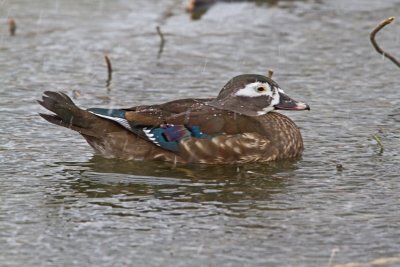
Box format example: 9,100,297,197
104,54,112,87
8,18,16,36
370,16,399,68
156,26,165,59
372,134,384,154
267,69,274,79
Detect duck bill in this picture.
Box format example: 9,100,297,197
274,92,310,111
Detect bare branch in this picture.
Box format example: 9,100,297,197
267,69,274,79
72,89,81,99
372,134,384,154
156,26,166,59
104,54,112,88
370,16,399,68
8,18,16,36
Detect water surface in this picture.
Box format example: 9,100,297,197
1,0,400,266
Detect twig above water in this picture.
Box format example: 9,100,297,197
156,26,166,59
8,18,16,36
370,16,400,68
104,54,112,88
72,89,81,99
372,134,384,154
267,69,274,79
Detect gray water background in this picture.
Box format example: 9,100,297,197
1,0,400,266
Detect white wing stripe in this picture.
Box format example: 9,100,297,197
89,112,162,146
88,111,132,131
142,128,161,146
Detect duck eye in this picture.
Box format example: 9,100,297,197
256,86,266,93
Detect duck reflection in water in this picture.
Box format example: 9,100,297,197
54,155,299,207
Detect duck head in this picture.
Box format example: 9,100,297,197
210,74,310,116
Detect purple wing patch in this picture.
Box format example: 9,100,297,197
142,124,211,152
163,125,191,141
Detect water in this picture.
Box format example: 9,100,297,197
1,0,400,266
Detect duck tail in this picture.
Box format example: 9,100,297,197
38,91,108,137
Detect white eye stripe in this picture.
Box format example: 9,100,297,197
235,82,272,97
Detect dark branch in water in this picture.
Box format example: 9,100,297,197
104,55,112,88
156,26,165,59
267,69,274,79
8,18,16,36
370,16,400,68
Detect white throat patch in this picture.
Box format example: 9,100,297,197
256,92,281,115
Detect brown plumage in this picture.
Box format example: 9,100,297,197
38,74,309,164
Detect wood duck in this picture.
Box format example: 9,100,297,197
38,74,310,164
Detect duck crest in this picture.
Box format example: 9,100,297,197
38,74,309,164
